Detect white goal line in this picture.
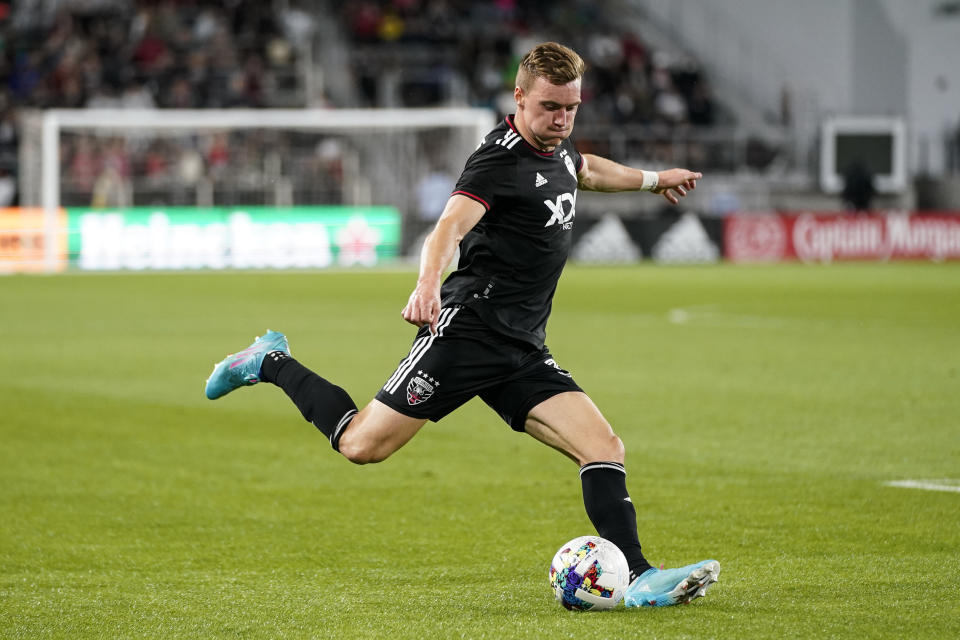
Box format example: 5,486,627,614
883,479,960,494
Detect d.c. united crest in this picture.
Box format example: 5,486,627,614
406,372,437,405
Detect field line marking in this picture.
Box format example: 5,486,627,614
883,479,960,494
667,305,801,329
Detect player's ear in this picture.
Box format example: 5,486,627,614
514,86,524,108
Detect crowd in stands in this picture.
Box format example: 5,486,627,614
4,0,306,111
340,0,720,178
1,0,318,206
339,0,718,128
0,0,719,208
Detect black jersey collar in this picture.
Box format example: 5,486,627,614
505,115,559,157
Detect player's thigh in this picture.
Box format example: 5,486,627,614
524,391,624,466
337,399,429,464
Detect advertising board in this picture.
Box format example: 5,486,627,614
66,206,401,271
0,207,67,273
725,212,960,263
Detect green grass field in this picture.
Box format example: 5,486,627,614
2,263,958,639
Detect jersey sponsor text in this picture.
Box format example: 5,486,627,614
544,192,577,229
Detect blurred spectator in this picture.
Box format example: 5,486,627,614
205,133,230,179
67,136,100,193
141,140,169,186
346,3,383,42
91,163,129,208
0,167,16,206
222,70,252,108
164,76,196,108
176,146,205,187
101,138,131,179
279,6,316,50
9,51,44,104
120,81,156,109
687,81,716,126
0,108,18,163
242,55,267,107
86,84,121,109
842,160,877,212
131,15,172,77
653,81,688,125
183,49,211,105
91,141,131,208
59,74,86,108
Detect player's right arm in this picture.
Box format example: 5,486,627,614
401,194,486,333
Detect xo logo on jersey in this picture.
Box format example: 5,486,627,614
544,192,577,230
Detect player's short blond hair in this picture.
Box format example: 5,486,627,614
515,42,585,92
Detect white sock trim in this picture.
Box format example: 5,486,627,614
579,461,626,477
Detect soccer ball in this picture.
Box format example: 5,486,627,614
548,535,630,611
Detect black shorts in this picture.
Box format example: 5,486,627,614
375,306,583,431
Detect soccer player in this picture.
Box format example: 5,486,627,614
206,42,720,607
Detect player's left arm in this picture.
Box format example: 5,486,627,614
576,153,701,205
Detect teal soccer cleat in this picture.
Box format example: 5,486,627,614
204,330,290,400
623,559,720,607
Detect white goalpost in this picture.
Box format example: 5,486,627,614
18,107,496,272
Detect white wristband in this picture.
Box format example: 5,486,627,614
641,170,659,192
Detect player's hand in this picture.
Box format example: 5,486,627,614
653,168,702,205
401,281,442,334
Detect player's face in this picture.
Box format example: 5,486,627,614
515,76,582,151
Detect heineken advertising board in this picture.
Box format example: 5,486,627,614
66,206,401,271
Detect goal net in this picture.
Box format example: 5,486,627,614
15,108,494,272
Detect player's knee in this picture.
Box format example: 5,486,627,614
596,433,625,464
338,431,391,465
337,424,390,464
611,434,625,462
335,414,384,464
338,436,386,465
574,432,624,466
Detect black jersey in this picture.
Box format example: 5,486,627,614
440,115,583,348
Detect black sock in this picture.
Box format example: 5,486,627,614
260,351,358,451
580,461,653,582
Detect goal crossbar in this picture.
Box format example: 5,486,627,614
34,107,496,272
